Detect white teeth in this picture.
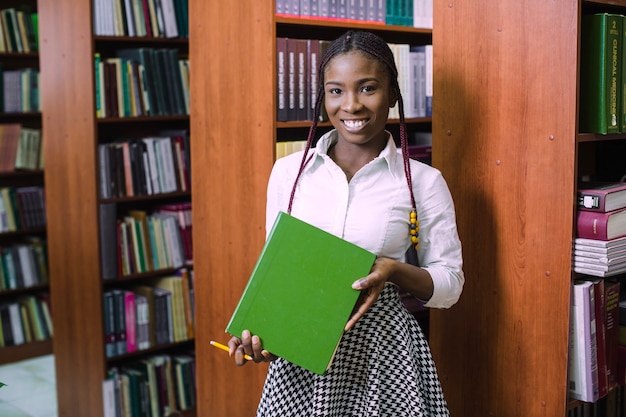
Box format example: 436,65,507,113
343,119,366,128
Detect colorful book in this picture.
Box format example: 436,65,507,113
578,182,626,212
579,13,622,134
576,207,626,241
226,211,376,375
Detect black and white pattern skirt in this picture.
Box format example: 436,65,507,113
256,284,450,417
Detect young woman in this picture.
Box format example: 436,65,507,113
229,30,464,416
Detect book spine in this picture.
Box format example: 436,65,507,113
576,211,611,240
605,280,620,390
276,37,288,122
580,14,622,134
296,39,307,121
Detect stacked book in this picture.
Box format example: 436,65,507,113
574,182,626,277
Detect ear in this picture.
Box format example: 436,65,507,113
389,86,398,108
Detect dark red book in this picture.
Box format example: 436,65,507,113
578,182,626,213
576,207,626,240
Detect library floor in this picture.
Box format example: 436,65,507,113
0,355,57,417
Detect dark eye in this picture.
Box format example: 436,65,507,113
361,85,376,93
328,88,342,95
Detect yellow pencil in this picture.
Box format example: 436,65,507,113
210,340,253,361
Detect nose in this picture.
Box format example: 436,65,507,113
341,92,362,113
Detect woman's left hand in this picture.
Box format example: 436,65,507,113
345,257,395,331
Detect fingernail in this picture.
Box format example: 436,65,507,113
252,335,260,343
242,330,250,338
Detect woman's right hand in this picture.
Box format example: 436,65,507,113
228,330,277,366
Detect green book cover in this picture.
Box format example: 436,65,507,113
226,211,376,375
580,13,622,134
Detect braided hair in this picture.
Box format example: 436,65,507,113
287,30,417,217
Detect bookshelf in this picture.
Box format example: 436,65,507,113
427,0,626,416
40,1,194,416
190,2,434,416
0,0,51,366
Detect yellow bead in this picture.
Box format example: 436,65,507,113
410,211,417,219
411,236,418,243
410,229,416,235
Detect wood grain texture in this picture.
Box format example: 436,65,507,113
190,0,275,415
430,1,578,416
39,1,105,416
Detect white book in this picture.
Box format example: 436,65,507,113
573,259,626,272
17,245,37,287
574,236,626,248
8,302,25,345
102,378,117,417
142,138,161,194
573,250,626,264
160,0,179,38
574,265,626,277
424,44,433,117
569,281,600,402
157,137,178,193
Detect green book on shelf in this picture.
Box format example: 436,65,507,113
226,211,376,375
580,13,622,134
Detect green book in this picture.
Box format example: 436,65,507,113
580,13,622,134
226,211,376,375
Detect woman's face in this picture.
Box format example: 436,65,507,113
323,50,396,148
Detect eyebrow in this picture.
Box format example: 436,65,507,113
324,77,380,86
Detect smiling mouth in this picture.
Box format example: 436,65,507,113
342,119,369,130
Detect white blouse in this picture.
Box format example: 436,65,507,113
266,130,464,309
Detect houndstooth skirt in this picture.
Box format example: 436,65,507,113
255,284,450,417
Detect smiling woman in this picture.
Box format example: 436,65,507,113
227,30,464,417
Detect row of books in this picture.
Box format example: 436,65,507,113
0,237,48,291
0,293,52,347
568,384,626,417
98,134,190,199
99,203,192,280
574,182,626,276
0,124,42,172
95,48,189,118
0,8,38,53
0,186,46,233
104,270,194,358
580,13,626,134
103,352,196,417
2,67,40,113
276,37,432,122
94,0,189,38
276,0,433,29
569,279,621,403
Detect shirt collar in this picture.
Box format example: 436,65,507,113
310,130,402,179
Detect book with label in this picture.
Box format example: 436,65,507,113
225,211,376,375
577,207,626,241
578,182,626,212
579,13,622,134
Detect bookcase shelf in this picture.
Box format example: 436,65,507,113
0,0,50,367
0,339,51,366
427,0,626,415
41,1,193,416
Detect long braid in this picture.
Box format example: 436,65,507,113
287,31,417,215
